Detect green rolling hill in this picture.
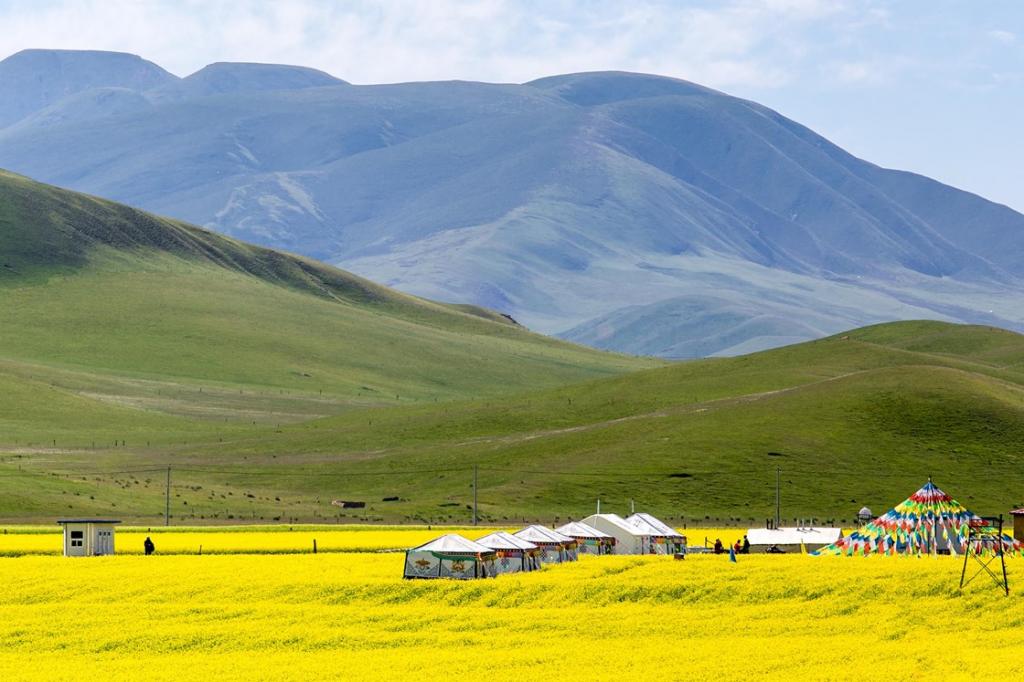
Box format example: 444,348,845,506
149,320,1022,526
0,168,654,443
3,170,1024,526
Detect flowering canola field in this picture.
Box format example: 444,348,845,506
0,526,507,555
0,525,744,556
1,547,1022,681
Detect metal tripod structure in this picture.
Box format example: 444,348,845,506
959,515,1009,596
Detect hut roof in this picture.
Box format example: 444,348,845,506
626,513,683,537
583,513,654,537
555,521,611,539
410,533,494,555
476,531,538,551
514,525,574,545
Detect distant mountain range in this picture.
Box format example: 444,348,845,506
2,48,1022,357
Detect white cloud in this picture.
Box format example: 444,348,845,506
834,61,873,83
988,29,1016,45
0,0,852,89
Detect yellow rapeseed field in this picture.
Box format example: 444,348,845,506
1,548,1021,681
0,525,743,555
0,526,499,555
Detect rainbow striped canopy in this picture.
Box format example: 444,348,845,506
814,481,1022,557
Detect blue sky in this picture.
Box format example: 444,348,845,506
1,0,1021,211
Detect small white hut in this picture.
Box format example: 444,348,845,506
58,519,120,557
747,527,843,553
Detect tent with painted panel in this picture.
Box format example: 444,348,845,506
476,531,542,573
814,480,1023,557
626,513,687,554
514,525,578,563
403,534,498,579
556,521,616,555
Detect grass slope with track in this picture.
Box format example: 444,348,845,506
5,312,1024,523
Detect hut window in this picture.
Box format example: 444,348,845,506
70,530,84,547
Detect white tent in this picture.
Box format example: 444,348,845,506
555,521,616,556
403,534,497,579
747,527,843,553
626,513,686,555
581,513,653,555
476,531,541,573
514,525,578,563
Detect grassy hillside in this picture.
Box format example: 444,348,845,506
0,169,656,446
4,314,1024,524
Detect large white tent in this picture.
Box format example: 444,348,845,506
514,525,578,563
555,521,615,556
476,531,542,573
626,513,686,555
747,527,843,553
581,513,653,555
403,534,497,579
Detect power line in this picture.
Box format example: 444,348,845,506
478,466,685,478
172,466,470,477
0,461,1005,483
0,467,168,477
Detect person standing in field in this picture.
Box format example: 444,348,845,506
714,538,723,554
144,537,155,555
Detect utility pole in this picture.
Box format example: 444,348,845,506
165,465,171,527
775,467,781,529
472,464,478,526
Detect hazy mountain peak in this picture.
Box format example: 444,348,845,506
178,61,347,96
526,70,719,106
0,48,176,128
1,47,173,73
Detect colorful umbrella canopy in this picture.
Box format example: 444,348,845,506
815,480,1022,557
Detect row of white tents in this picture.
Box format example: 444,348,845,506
403,513,688,579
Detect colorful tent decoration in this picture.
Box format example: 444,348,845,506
514,525,578,563
476,531,542,573
814,480,1023,557
402,534,497,579
555,521,616,555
